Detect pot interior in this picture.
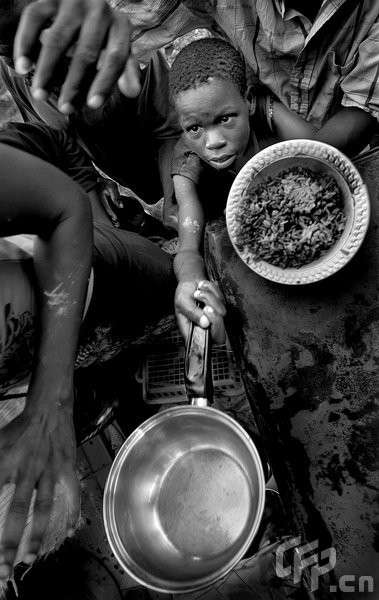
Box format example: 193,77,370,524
104,406,265,593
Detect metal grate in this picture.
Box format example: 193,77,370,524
141,326,244,404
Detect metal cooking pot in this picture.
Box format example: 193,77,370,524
103,322,266,594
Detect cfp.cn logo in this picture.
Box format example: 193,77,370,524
276,536,374,594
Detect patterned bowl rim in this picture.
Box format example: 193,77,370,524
225,139,371,285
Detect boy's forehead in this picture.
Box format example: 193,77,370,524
175,78,244,115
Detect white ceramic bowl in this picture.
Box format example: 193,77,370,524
226,140,370,285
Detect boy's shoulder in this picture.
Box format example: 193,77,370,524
171,136,204,185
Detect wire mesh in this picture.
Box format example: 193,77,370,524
141,327,244,404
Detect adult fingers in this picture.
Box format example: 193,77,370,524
0,477,35,574
14,0,58,74
0,478,15,586
63,470,81,535
117,55,142,99
39,0,112,109
15,0,82,94
58,1,123,112
22,474,55,564
87,15,138,108
14,0,120,111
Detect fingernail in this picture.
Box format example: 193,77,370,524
87,94,104,109
15,56,31,74
59,102,75,114
32,88,48,101
67,528,75,538
23,553,37,565
205,305,214,314
194,290,201,298
200,315,210,328
198,280,205,289
118,73,141,99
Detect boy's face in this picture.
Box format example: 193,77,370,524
175,78,251,171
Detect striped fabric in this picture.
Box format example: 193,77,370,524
110,0,379,128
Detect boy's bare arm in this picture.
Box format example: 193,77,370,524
0,144,93,585
173,175,225,344
173,174,206,281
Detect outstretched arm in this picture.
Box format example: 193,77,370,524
12,0,208,113
13,0,141,113
270,98,376,156
173,174,225,344
0,144,92,586
12,0,213,113
314,108,376,157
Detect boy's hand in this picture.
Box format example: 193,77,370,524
0,396,80,586
14,0,141,114
175,280,226,344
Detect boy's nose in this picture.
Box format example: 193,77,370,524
205,128,226,149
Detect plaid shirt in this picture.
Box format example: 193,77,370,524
111,0,379,128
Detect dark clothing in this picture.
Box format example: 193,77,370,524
170,129,260,221
172,142,236,220
0,122,176,375
0,57,68,128
0,51,180,203
87,222,176,336
0,121,98,193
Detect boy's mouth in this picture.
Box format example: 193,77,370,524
209,154,236,168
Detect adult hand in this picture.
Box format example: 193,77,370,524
0,396,80,587
175,279,226,345
13,0,141,114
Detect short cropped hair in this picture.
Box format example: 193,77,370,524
169,37,247,104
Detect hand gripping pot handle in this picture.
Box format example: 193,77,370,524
184,315,213,406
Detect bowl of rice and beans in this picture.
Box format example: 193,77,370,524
226,140,370,285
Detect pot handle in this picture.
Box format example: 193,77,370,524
184,313,213,407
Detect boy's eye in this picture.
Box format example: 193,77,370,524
187,125,201,133
219,113,237,124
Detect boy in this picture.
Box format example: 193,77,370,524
169,38,264,344
169,37,326,343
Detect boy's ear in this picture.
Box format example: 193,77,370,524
247,96,256,116
244,85,256,115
